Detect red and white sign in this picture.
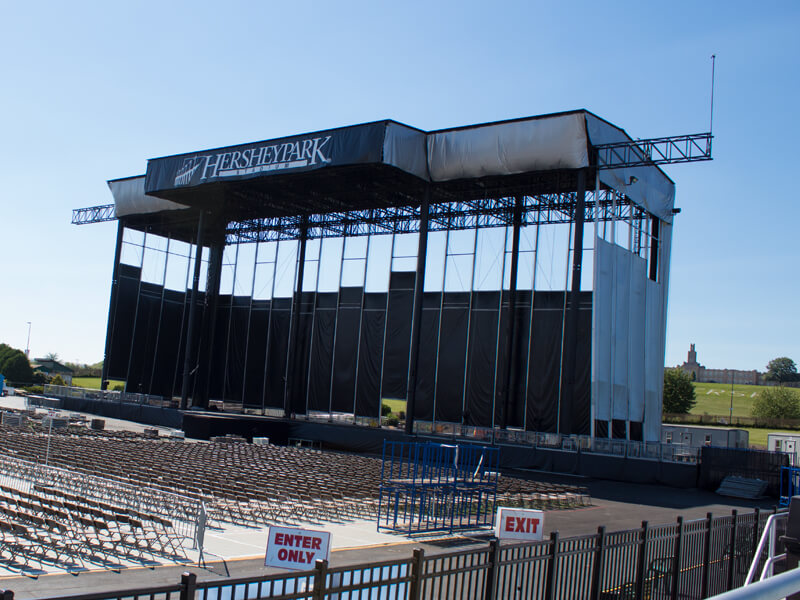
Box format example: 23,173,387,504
265,526,331,570
495,507,544,541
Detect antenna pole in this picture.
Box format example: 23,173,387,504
709,54,716,133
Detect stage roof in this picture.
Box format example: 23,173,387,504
109,110,676,232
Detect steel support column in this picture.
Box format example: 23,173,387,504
560,169,587,434
180,210,205,409
284,215,309,418
100,220,125,391
501,196,523,429
405,189,431,435
195,238,224,408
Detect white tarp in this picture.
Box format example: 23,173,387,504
593,238,666,441
427,113,589,181
584,114,676,224
383,122,429,180
109,176,189,218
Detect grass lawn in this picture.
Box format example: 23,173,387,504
72,377,125,390
690,382,765,418
382,398,407,414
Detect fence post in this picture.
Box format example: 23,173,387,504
179,572,197,600
545,531,560,600
634,521,649,600
752,507,761,558
589,526,605,600
701,512,713,599
409,548,425,600
483,539,500,600
727,510,738,592
313,559,329,600
671,516,683,600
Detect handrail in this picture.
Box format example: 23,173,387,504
708,566,800,600
745,512,788,585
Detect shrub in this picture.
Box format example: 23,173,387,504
381,403,392,417
112,384,125,392
50,374,67,386
385,414,400,427
752,386,800,420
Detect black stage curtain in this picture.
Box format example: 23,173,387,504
106,264,141,380
526,292,565,433
107,266,592,434
306,293,336,413
354,293,386,418
413,293,441,422
381,272,415,400
331,287,361,413
242,301,269,406
465,291,501,427
435,293,469,424
264,299,291,408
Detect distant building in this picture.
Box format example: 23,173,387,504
31,358,74,385
678,344,761,385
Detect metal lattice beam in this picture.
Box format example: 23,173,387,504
224,191,637,243
595,133,712,169
72,204,116,225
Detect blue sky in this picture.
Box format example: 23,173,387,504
0,1,798,371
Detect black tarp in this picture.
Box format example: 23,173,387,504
307,293,336,413
381,272,415,401
434,293,469,424
107,269,594,433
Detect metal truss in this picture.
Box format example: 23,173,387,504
225,191,636,244
595,133,712,169
72,204,116,225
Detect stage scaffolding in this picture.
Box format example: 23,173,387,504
77,110,708,443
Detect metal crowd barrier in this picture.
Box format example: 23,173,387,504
43,385,177,408
414,421,702,464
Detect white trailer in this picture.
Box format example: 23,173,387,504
767,433,800,466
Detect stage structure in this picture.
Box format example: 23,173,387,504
75,110,712,443
378,441,499,534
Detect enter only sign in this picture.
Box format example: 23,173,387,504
265,526,331,570
495,507,545,541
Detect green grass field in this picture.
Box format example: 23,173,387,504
72,377,125,390
382,399,407,414
689,382,765,418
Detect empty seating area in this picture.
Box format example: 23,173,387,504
0,481,189,575
0,418,590,536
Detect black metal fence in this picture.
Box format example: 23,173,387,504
0,508,780,600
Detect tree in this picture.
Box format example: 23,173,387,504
752,386,800,419
663,368,696,414
765,357,798,385
44,352,59,362
50,374,67,386
0,352,34,383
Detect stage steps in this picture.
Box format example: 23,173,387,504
716,475,767,499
